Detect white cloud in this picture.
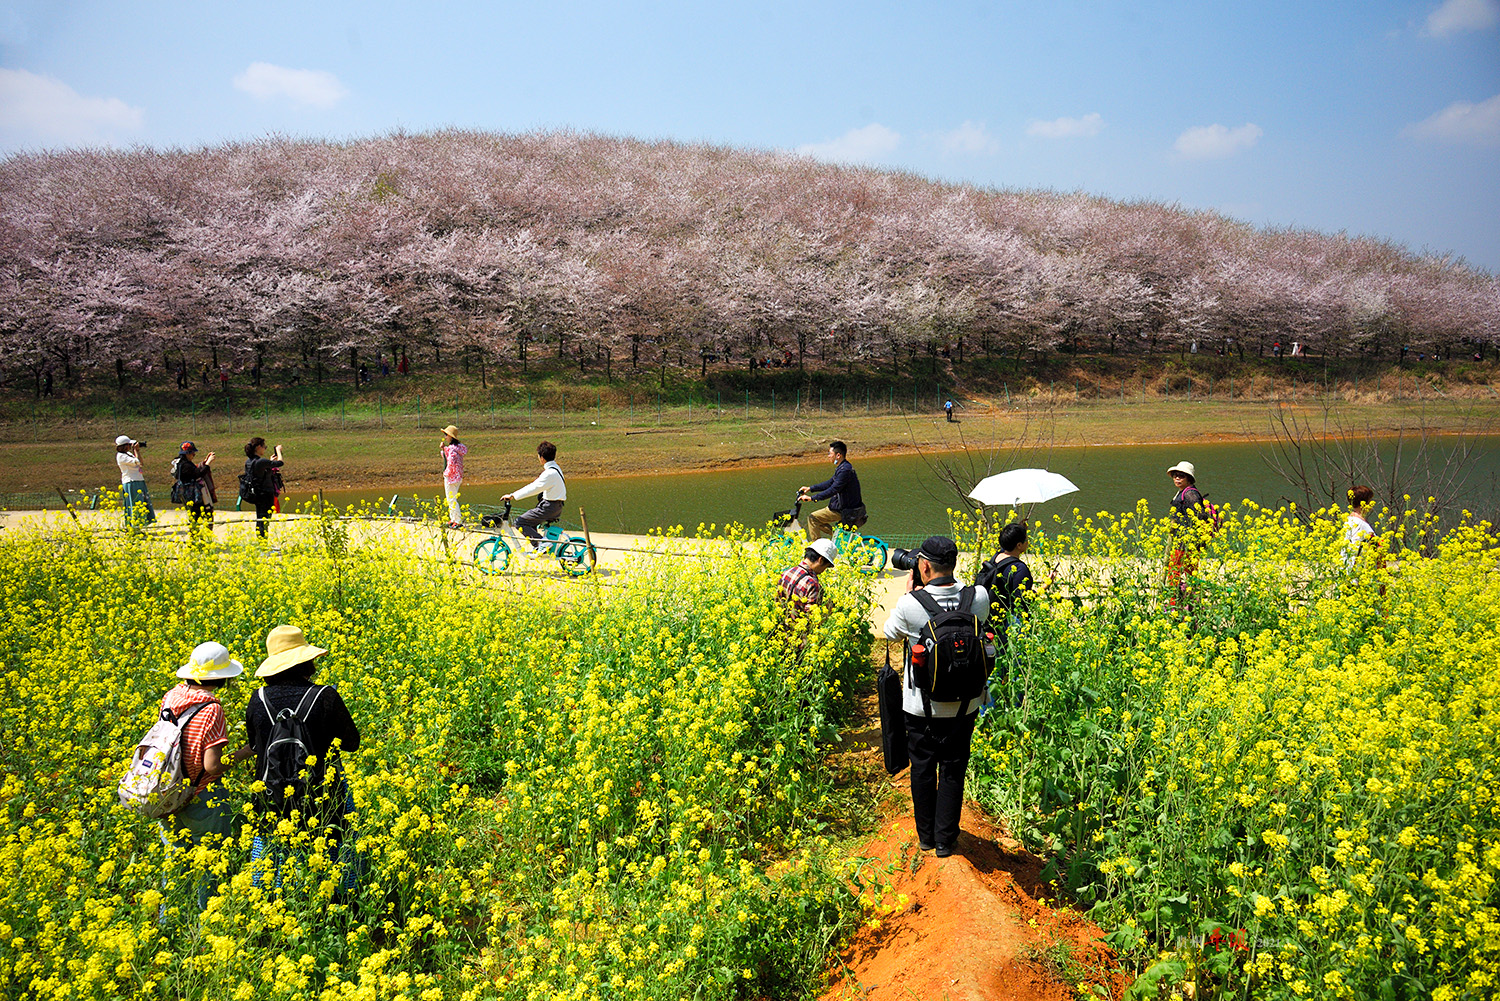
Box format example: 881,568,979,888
233,62,348,109
1173,122,1263,159
1403,93,1500,145
1424,0,1499,36
938,120,1001,155
795,123,901,164
1026,113,1104,139
0,67,143,147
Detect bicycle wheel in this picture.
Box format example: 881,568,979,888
472,536,512,574
762,532,800,562
846,535,889,574
556,536,596,577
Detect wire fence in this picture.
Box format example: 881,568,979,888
4,369,1496,443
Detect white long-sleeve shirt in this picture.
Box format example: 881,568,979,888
512,461,566,502
883,579,990,717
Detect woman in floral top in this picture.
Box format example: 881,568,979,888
439,425,468,528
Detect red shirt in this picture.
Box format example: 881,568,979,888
161,684,229,796
778,564,823,608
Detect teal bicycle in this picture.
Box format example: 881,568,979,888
763,494,889,574
473,500,596,577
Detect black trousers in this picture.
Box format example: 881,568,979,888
515,499,564,543
253,499,274,537
905,709,978,849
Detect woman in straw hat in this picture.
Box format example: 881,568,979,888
439,425,467,529
246,625,361,880
159,642,254,911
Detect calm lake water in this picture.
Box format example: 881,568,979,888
315,437,1500,543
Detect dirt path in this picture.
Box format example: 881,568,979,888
822,652,1129,1001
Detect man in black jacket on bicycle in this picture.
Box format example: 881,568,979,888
799,440,866,542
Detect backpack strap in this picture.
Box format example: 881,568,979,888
293,685,326,719
908,590,944,718
956,585,976,615
172,701,215,785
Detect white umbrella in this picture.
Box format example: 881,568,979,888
968,468,1079,508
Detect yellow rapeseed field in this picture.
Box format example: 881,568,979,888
0,510,873,1000
959,500,1500,1001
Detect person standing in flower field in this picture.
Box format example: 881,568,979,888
158,642,255,912
241,437,284,539
799,440,866,542
172,441,217,535
882,536,991,859
1343,485,1382,578
246,625,362,889
439,425,467,529
778,538,837,614
1166,460,1212,607
115,434,155,528
503,440,567,551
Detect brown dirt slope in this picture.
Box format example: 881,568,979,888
823,687,1129,1001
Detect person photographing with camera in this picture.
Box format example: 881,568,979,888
115,434,155,528
882,536,992,858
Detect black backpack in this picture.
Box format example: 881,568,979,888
257,687,327,817
976,555,1025,613
238,459,268,504
909,587,992,715
169,455,199,505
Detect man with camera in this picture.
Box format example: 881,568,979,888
798,440,866,542
882,536,991,858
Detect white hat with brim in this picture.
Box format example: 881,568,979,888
1167,461,1196,480
256,624,329,677
115,434,133,446
176,641,244,681
805,538,838,565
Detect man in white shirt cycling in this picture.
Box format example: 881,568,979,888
502,441,567,550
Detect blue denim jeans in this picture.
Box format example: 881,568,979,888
159,781,234,914
123,480,156,527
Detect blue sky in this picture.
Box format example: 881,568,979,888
2,0,1497,270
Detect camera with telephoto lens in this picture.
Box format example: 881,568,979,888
134,440,147,448
889,548,920,572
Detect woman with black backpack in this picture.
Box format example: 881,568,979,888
246,624,361,890
241,437,284,538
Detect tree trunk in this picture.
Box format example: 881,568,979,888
631,334,640,369
350,346,358,387
479,351,486,388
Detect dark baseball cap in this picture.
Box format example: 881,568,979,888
180,441,197,453
918,536,959,565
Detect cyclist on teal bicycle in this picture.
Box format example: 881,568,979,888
799,440,866,541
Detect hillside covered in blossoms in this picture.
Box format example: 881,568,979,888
2,130,1496,393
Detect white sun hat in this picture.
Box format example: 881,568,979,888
805,538,838,565
176,642,245,681
1167,461,1197,480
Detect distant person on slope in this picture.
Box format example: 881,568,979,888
799,440,866,542
503,441,567,550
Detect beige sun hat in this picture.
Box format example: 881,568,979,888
441,424,460,438
176,641,244,681
256,624,328,677
1167,460,1197,481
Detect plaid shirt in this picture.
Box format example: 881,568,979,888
778,564,823,608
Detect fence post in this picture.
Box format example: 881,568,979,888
300,392,306,425
264,395,270,430
745,389,749,419
526,392,530,420
562,395,566,429
657,394,661,423
913,385,917,412
379,392,384,428
340,400,345,429
226,396,232,431
417,392,422,428
771,389,775,414
819,388,823,411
